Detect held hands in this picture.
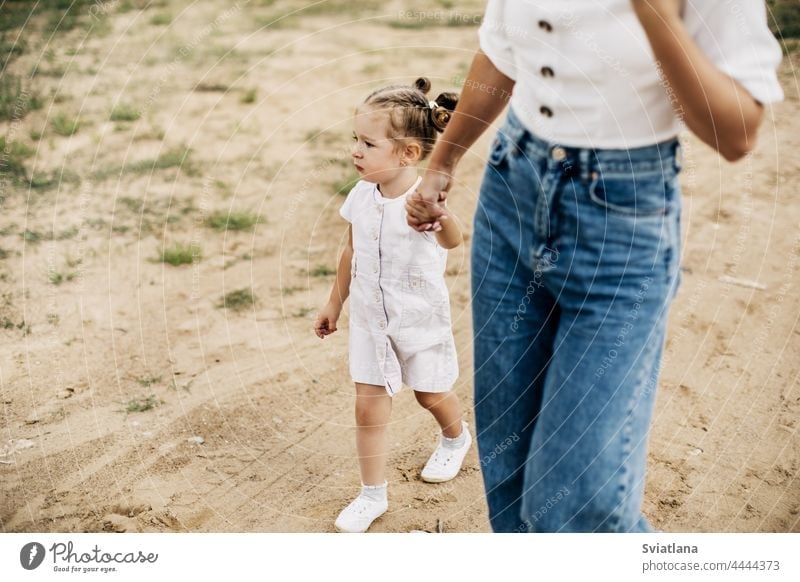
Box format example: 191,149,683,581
314,302,341,339
405,168,452,232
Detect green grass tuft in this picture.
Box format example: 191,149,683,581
219,288,257,311
158,242,201,266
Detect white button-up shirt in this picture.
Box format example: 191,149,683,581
340,178,458,396
479,0,784,149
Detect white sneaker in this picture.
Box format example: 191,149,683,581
420,421,472,483
334,494,388,533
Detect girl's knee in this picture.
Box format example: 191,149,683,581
355,398,389,427
414,390,446,409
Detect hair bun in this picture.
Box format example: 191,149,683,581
414,77,432,94
429,106,450,132
429,91,459,132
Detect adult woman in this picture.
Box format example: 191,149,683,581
406,0,783,532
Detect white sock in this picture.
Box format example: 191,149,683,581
360,481,388,502
441,422,467,449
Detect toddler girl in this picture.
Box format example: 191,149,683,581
314,77,471,533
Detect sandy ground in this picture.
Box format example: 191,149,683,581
1,1,798,533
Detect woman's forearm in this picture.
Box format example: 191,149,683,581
636,7,764,161
428,50,516,172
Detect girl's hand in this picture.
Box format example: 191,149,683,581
406,167,453,232
314,302,341,339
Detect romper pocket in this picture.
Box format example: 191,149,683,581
587,170,675,218
400,266,447,329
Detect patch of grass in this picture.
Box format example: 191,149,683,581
125,395,157,413
118,196,144,213
51,112,81,136
293,307,313,318
333,171,360,196
280,286,302,296
205,210,261,232
780,38,800,55
0,2,34,32
31,63,68,78
218,288,257,311
310,265,335,277
136,374,162,387
158,242,201,266
240,87,257,104
0,135,34,183
0,74,43,122
28,169,81,191
21,229,43,244
769,0,800,38
93,145,192,180
194,82,230,92
110,103,141,122
150,12,172,26
48,269,77,285
0,34,26,64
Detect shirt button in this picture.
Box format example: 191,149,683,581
551,146,567,161
539,105,554,118
538,20,553,32
540,66,554,78
379,322,386,329
373,265,378,273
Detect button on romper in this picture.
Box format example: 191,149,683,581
339,178,459,396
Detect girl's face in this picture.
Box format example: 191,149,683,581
351,107,413,184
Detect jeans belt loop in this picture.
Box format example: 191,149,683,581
578,148,591,184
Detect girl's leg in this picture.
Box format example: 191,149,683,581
355,382,392,485
334,382,392,533
415,390,473,483
414,390,462,437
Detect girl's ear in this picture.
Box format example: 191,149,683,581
402,141,422,164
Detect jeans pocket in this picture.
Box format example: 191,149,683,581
588,170,673,218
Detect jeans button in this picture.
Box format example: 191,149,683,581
551,146,566,161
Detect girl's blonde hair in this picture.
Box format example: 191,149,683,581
361,77,459,160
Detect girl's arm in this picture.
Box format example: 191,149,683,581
633,0,765,161
433,203,462,250
329,226,353,308
315,226,353,339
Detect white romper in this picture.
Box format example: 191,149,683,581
339,177,459,396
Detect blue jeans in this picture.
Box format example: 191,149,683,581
472,106,682,532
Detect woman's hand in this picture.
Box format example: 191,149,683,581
314,302,341,339
406,166,453,232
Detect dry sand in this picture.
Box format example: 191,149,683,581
1,1,798,533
